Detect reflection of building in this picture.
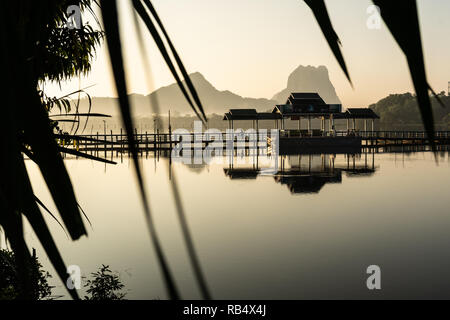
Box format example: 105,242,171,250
185,163,207,174
275,170,342,193
223,152,377,194
275,154,341,194
223,168,258,180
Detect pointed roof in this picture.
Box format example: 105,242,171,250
286,92,326,105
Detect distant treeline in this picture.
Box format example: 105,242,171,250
369,92,450,130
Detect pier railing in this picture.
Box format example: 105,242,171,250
280,130,450,140
55,130,280,153
55,129,450,153
347,130,450,139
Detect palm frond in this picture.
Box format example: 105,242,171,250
141,0,207,121
50,113,111,117
1,0,103,300
303,0,352,86
34,195,69,238
132,0,207,123
100,0,180,299
372,0,436,150
169,171,212,299
131,3,211,299
58,147,117,164
305,0,439,149
23,93,87,240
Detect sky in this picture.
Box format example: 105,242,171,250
44,0,450,108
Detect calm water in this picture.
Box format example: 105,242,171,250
15,149,450,299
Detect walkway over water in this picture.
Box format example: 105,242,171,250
55,130,450,152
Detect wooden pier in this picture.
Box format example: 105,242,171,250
55,130,273,153
56,130,450,156
356,130,450,147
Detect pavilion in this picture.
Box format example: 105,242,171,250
223,92,379,135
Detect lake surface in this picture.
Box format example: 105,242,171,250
14,148,450,299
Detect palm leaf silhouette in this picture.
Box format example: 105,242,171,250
372,1,436,149
100,0,180,299
132,0,207,123
2,0,443,300
130,1,212,299
304,0,440,148
303,0,352,86
1,0,90,299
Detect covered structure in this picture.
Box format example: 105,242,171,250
339,108,380,132
271,93,379,134
223,92,380,135
223,109,282,130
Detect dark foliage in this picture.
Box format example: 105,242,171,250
84,265,126,300
0,249,52,300
370,92,450,130
0,0,103,300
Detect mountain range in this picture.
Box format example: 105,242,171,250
69,65,341,117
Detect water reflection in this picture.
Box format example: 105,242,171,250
28,146,450,299
224,151,377,194
32,146,450,300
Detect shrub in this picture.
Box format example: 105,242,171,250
0,249,52,300
84,265,126,300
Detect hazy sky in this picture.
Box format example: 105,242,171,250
44,0,450,108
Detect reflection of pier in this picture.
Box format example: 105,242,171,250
224,151,377,194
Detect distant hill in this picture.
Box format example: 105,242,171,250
369,92,450,130
272,65,341,104
66,65,342,117
148,72,276,114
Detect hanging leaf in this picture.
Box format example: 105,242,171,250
303,0,352,85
